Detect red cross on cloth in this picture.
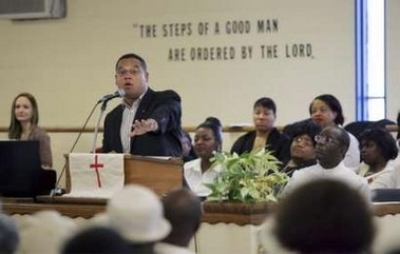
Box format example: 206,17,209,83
90,154,104,188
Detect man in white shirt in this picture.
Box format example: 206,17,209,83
283,126,370,201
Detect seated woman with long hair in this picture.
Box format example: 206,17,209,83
9,93,52,168
8,92,56,194
183,117,223,198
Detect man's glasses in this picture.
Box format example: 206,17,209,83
116,67,141,76
314,135,334,145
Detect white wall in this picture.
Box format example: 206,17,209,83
0,0,365,183
386,0,400,121
0,0,356,127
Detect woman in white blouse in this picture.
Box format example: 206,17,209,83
358,128,398,189
183,117,223,198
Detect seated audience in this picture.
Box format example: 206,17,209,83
8,92,56,194
184,117,223,198
156,188,202,254
309,94,360,170
17,210,78,254
0,214,19,254
62,226,132,254
8,92,52,168
180,129,197,162
358,128,399,189
231,97,290,164
274,179,375,254
105,184,171,254
283,126,370,200
281,121,321,177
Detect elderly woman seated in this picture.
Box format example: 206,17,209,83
281,121,321,177
358,128,399,189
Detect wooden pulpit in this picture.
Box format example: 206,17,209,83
65,155,183,196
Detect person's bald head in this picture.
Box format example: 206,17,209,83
335,126,350,152
315,126,350,168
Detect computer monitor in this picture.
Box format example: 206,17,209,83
0,140,41,197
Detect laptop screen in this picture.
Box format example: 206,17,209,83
0,140,41,197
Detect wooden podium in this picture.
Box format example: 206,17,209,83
65,155,183,196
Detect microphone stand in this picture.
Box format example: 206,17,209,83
50,102,99,197
50,93,122,197
91,101,108,153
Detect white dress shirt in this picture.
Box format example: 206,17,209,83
283,161,370,201
183,158,223,197
120,90,147,153
358,160,399,189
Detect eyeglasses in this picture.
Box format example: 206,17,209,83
293,136,314,147
314,135,335,145
116,67,142,76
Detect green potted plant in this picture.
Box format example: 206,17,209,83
203,149,289,214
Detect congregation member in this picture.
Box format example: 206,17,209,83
283,126,370,200
231,97,290,165
8,92,53,169
156,188,202,254
180,129,197,162
104,184,171,254
17,210,78,254
281,121,321,177
8,92,56,194
275,179,375,254
184,117,223,198
0,214,19,254
102,53,183,156
62,226,132,254
309,94,360,170
358,128,399,189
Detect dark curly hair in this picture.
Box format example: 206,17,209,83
290,121,322,146
360,128,398,161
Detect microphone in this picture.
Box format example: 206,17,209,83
97,89,125,104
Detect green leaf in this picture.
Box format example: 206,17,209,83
205,150,289,203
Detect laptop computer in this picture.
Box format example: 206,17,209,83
0,140,41,197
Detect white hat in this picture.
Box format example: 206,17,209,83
106,184,171,243
18,210,78,254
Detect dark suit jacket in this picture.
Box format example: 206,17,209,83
230,128,291,165
102,88,182,156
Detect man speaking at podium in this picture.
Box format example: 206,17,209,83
102,53,183,157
